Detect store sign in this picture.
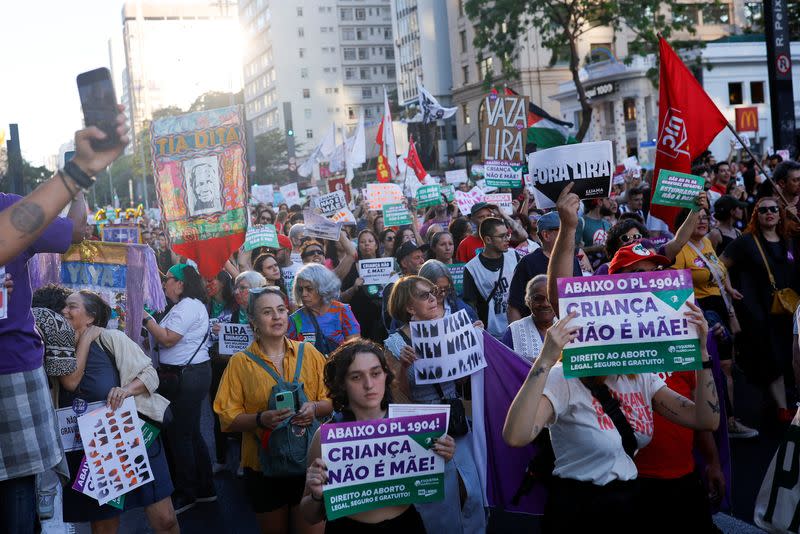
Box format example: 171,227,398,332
585,82,618,100
735,107,759,133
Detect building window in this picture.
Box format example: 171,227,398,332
340,8,353,20
360,67,371,80
296,7,303,16
744,2,763,30
342,28,355,40
299,48,305,58
728,82,743,105
355,8,366,20
362,87,372,99
347,106,356,119
462,65,469,84
460,30,468,53
304,108,312,119
298,27,305,37
462,103,470,125
306,129,314,139
385,47,394,59
301,68,308,78
358,48,369,60
303,88,311,99
479,57,493,80
387,66,396,79
623,98,636,121
345,67,356,80
673,4,700,25
702,2,731,24
365,108,373,118
344,48,356,60
751,81,765,103
384,27,392,39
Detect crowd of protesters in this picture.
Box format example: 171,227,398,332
3,118,800,534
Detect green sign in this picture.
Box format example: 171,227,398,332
651,169,706,209
447,263,466,296
383,203,413,226
416,185,443,208
244,224,280,251
441,185,456,202
485,161,523,188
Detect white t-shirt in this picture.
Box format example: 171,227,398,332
158,297,211,365
543,364,666,485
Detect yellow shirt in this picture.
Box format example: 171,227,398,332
672,237,727,300
213,338,330,471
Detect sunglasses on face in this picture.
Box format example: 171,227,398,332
619,233,643,243
385,236,395,242
758,206,779,214
413,289,437,301
302,249,324,258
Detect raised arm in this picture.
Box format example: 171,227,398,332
663,192,708,261
546,184,580,314
333,230,357,281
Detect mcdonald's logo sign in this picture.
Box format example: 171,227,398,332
735,107,759,132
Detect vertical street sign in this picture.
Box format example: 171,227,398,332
763,0,796,150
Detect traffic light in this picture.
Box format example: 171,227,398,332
287,128,295,137
283,102,296,158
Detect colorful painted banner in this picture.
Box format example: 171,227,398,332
367,183,404,211
151,106,248,277
321,413,447,520
651,169,706,209
416,185,443,208
556,269,702,378
218,323,255,355
382,203,412,226
410,309,485,385
446,263,465,296
528,140,613,209
244,224,280,251
102,226,141,244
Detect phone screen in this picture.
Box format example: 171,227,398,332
77,68,119,150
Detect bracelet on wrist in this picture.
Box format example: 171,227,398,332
63,160,96,189
255,411,267,429
58,171,79,199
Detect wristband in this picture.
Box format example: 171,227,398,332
255,411,267,429
63,160,96,189
702,360,713,369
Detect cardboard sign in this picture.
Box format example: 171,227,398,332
416,185,443,208
454,188,485,215
367,183,404,211
102,226,140,244
446,263,465,296
0,266,6,319
410,309,486,385
56,400,105,452
481,94,528,164
445,169,468,184
528,140,614,209
218,322,255,355
314,191,348,216
358,258,397,286
303,210,343,241
320,413,446,520
280,183,301,207
244,224,280,251
76,397,153,505
557,267,701,378
651,169,706,209
251,184,274,205
383,203,413,226
485,193,513,215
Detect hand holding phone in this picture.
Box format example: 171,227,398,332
77,68,121,151
275,390,296,413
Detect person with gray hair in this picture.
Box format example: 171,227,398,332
501,274,555,361
287,264,360,355
233,270,268,311
418,259,479,325
288,224,307,249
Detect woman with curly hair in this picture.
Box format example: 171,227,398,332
300,339,454,532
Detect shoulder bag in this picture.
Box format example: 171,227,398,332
687,241,741,334
156,330,209,401
753,236,800,315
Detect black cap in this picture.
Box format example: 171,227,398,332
395,240,429,263
713,195,747,218
470,202,498,217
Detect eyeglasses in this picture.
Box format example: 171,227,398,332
619,233,643,244
490,233,511,241
758,206,779,214
235,285,251,293
413,290,437,301
434,285,452,296
301,249,324,258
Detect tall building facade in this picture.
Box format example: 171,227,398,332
122,1,243,140
239,0,395,154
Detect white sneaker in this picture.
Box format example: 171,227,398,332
37,492,56,520
728,418,759,439
212,462,227,474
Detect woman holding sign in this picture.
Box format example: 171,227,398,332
384,276,486,533
300,339,454,532
340,229,388,344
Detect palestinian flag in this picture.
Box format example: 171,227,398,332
503,87,577,149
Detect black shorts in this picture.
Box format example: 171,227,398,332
325,505,425,533
242,469,306,514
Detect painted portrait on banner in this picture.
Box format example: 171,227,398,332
184,156,222,216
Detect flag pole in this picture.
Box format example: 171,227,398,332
724,122,798,220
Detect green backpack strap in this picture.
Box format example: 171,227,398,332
242,350,284,385
293,342,305,383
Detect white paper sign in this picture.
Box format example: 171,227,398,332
357,258,397,286
485,193,513,215
280,183,301,207
388,404,450,435
219,323,255,355
454,187,485,215
445,169,468,185
0,266,6,319
77,397,153,505
475,179,497,193
302,186,320,197
314,191,347,216
410,309,486,385
367,183,404,211
251,184,274,205
56,401,105,452
330,208,357,224
303,210,343,241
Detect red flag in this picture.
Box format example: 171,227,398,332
375,116,391,183
404,135,427,182
650,37,728,228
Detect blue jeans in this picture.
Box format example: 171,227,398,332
0,475,35,534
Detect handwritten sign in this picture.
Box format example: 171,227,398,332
244,224,280,251
557,268,701,378
454,188,485,215
280,183,301,207
358,258,396,286
416,185,443,208
528,140,613,209
218,323,255,355
383,203,412,226
482,95,528,187
410,309,485,385
445,168,468,184
485,193,513,215
251,184,274,205
56,400,105,452
367,183,404,211
330,208,357,225
314,191,347,216
304,210,343,241
320,413,446,520
651,169,705,209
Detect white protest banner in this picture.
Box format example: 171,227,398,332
251,184,274,205
56,401,105,452
320,413,446,520
0,266,6,319
410,309,485,384
280,183,301,206
330,208,357,224
219,323,255,355
445,168,468,184
302,186,320,197
314,190,347,216
358,258,397,286
388,404,450,435
77,397,153,505
528,140,614,209
367,183,404,211
454,187,484,215
485,193,513,215
303,210,343,241
557,265,701,378
244,224,280,251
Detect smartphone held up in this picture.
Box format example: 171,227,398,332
77,67,121,151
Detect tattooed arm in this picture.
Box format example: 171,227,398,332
503,312,579,447
0,113,128,264
653,302,720,431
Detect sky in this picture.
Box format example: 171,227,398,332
0,1,127,167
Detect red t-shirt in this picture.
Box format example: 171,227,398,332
634,371,696,479
710,182,727,195
455,234,483,263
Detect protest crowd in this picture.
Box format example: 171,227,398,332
5,38,800,534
